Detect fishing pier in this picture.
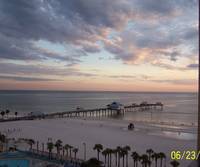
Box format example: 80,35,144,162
0,102,163,122
45,102,163,119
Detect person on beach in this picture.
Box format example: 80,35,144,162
128,123,134,130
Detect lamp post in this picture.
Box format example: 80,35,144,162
36,141,39,153
83,142,86,161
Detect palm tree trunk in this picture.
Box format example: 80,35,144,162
107,154,109,167
118,154,120,167
70,149,72,157
123,156,125,167
164,158,166,167
49,150,52,159
116,154,118,167
160,159,163,167
126,154,128,167
104,155,106,166
110,153,112,167
66,149,68,158
63,149,65,156
97,151,99,161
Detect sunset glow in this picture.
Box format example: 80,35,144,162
0,0,198,92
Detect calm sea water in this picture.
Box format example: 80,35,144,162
0,90,198,125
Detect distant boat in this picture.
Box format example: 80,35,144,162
107,102,123,110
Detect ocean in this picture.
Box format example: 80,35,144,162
0,90,198,125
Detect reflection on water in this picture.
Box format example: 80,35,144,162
149,131,197,140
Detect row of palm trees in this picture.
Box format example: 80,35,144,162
0,109,18,119
27,139,79,162
47,139,79,160
16,138,181,167
93,144,180,167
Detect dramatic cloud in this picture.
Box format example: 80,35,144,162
0,0,197,62
151,79,197,85
0,75,62,82
0,62,98,77
0,0,133,62
0,0,198,91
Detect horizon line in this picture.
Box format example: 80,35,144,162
0,89,197,94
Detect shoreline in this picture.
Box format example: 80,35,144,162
0,117,196,167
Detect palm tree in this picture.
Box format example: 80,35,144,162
120,148,127,167
158,152,166,167
28,139,35,150
102,149,108,166
146,149,154,161
152,153,160,167
116,146,122,167
140,154,149,167
55,139,62,155
47,141,54,159
62,146,65,157
5,109,10,118
112,149,118,167
131,152,140,167
64,144,71,158
170,160,180,167
123,146,131,167
141,159,151,167
107,148,113,167
69,145,73,158
81,158,103,167
93,144,103,161
1,111,5,119
73,148,78,160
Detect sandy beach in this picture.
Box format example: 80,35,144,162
0,117,197,167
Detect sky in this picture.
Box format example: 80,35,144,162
0,0,198,92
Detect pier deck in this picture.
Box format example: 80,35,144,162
0,102,163,122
